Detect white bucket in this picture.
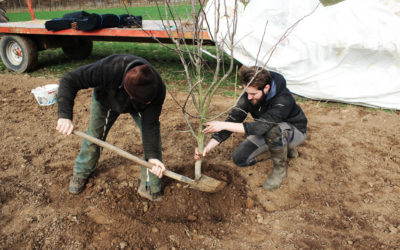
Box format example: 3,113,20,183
31,84,59,106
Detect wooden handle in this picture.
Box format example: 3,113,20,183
73,130,196,184
74,130,153,168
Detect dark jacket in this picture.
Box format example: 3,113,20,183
57,54,166,160
212,71,307,143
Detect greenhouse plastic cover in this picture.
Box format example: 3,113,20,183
205,0,400,110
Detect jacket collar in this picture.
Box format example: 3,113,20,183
265,79,276,101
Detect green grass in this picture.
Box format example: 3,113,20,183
1,5,240,90
2,6,399,112
2,5,242,92
319,0,345,7
294,95,309,104
0,40,240,92
367,107,397,114
7,5,195,22
318,102,348,109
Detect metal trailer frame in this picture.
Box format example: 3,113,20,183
0,0,213,73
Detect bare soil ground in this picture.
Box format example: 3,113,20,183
1,73,399,249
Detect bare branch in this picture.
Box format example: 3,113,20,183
167,88,201,119
254,19,268,66
207,2,320,121
145,0,318,179
260,3,320,67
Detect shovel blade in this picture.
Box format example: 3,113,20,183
165,170,226,193
190,174,227,193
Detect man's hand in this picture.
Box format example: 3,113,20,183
194,147,211,161
202,121,226,134
56,118,74,135
203,121,245,134
148,159,166,178
194,138,220,161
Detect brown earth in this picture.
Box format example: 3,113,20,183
0,73,399,249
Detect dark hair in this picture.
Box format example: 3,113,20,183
239,65,271,90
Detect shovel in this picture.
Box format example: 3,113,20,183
73,130,226,193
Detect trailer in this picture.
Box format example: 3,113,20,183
0,2,213,73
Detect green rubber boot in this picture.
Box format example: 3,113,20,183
288,147,299,159
69,176,87,194
137,168,163,201
263,146,288,190
137,181,163,202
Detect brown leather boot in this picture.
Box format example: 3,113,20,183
263,146,288,190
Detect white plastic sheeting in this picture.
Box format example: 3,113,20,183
205,0,400,110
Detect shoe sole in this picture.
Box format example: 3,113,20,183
137,187,162,201
69,188,83,194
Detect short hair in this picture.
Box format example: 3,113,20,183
239,65,271,90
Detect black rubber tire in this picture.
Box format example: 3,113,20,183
0,35,38,73
0,2,8,23
62,39,93,59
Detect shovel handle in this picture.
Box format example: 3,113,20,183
73,130,154,168
73,130,195,184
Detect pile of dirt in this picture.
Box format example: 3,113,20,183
1,73,399,249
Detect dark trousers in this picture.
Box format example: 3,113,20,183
73,91,162,193
232,122,306,167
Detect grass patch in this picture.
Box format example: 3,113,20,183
367,107,398,114
382,109,397,114
319,0,345,7
0,41,241,92
293,95,309,103
2,5,241,94
7,5,195,22
315,100,349,109
3,6,399,112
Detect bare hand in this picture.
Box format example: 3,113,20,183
202,121,226,134
194,139,220,161
148,158,166,178
56,118,74,135
194,147,202,161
